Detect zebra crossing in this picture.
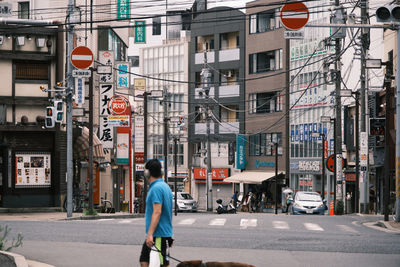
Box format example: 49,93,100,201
173,218,359,233
90,217,360,234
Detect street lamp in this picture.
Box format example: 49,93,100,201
311,132,326,200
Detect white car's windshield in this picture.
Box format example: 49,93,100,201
296,193,322,202
178,193,193,200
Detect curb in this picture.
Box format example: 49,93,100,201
0,251,55,267
363,220,400,234
62,213,145,221
0,208,62,214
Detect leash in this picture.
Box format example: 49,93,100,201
150,246,183,264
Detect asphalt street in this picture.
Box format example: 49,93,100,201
1,213,399,267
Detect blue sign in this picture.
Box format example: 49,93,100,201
304,124,309,141
255,160,274,169
236,135,246,170
300,124,304,141
291,130,294,142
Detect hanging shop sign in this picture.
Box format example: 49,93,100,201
107,115,130,127
116,62,130,89
134,116,145,163
116,132,129,164
134,21,146,43
194,168,229,180
74,77,85,105
99,51,114,83
117,0,130,19
236,134,246,170
109,95,129,115
99,83,114,149
15,153,51,188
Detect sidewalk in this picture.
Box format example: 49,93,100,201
0,250,54,267
0,210,143,221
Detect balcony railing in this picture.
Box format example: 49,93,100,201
219,48,240,62
195,123,215,134
219,84,240,98
195,51,215,64
219,122,240,134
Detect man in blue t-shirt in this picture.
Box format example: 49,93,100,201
140,159,173,267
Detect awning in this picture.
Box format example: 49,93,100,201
224,171,285,184
74,127,105,160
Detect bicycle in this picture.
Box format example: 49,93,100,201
100,197,114,213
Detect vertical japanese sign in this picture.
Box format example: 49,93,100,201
117,0,130,19
75,77,85,105
134,21,146,43
99,83,114,148
116,62,130,89
360,132,368,167
134,116,145,163
99,51,114,83
236,135,246,170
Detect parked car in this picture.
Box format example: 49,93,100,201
172,192,198,212
291,191,326,215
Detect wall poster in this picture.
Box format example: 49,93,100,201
15,153,51,188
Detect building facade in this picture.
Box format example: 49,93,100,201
244,0,289,204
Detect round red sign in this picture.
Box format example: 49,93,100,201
109,96,129,115
280,1,309,31
71,46,94,69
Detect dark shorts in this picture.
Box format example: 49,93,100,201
139,237,173,266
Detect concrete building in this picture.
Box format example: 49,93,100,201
188,6,246,208
0,0,129,209
242,0,288,206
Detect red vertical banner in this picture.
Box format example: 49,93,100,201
324,140,329,158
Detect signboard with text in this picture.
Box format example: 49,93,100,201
99,51,114,83
15,153,51,188
117,0,130,19
116,62,130,89
134,116,145,163
99,83,114,148
134,21,146,43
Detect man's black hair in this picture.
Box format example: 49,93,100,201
145,159,162,178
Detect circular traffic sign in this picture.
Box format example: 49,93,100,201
280,1,309,31
109,95,129,115
70,46,94,69
326,154,335,172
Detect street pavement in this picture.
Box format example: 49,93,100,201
0,212,399,267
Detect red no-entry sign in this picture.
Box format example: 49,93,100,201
70,46,94,69
280,1,309,31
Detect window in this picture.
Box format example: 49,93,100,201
153,144,163,160
249,91,282,114
194,106,206,123
18,2,29,19
98,28,127,61
220,69,238,86
249,8,280,34
220,105,238,122
128,56,139,67
249,49,282,74
168,143,184,166
15,61,49,80
168,94,184,112
250,133,283,156
196,35,214,52
152,17,161,35
220,32,239,50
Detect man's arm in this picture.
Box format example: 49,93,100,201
145,203,162,248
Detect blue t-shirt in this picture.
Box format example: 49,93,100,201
145,179,173,237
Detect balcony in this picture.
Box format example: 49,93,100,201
195,123,215,134
195,51,215,64
219,122,240,134
195,87,215,99
219,48,240,62
219,84,240,98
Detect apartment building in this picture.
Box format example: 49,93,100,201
188,6,246,208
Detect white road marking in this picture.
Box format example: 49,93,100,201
272,221,289,230
337,224,359,233
240,219,257,229
119,219,135,224
209,218,226,226
304,223,324,231
178,218,196,225
98,219,114,222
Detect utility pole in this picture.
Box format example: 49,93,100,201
321,133,326,201
334,0,344,208
201,50,213,212
174,136,178,216
143,92,149,212
163,86,169,183
88,68,94,214
66,0,75,218
359,0,369,214
396,23,400,222
275,142,278,215
355,91,360,214
384,60,393,222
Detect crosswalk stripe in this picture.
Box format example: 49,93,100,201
304,223,324,231
272,220,289,230
178,218,196,225
240,219,257,229
337,224,359,233
209,218,226,226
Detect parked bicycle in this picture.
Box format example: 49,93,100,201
63,187,88,212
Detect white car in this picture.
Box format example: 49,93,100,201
291,191,326,215
172,192,198,212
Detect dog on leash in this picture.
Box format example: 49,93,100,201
176,260,256,267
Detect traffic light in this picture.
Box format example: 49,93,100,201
53,100,63,122
45,106,55,128
376,5,400,22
